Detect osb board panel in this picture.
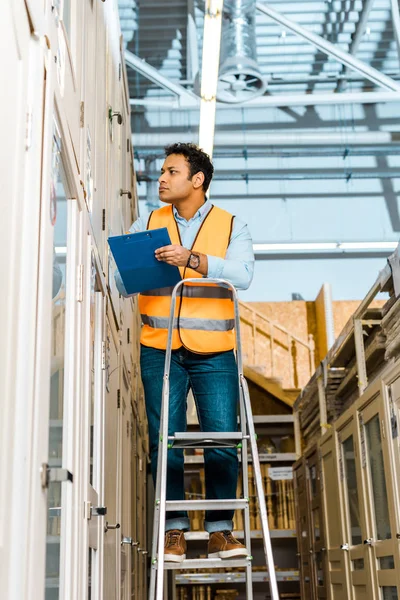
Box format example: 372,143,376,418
332,300,385,339
250,302,311,339
241,300,387,390
241,302,317,390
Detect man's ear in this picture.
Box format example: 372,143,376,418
192,171,205,190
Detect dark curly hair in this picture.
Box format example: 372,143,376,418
164,143,214,193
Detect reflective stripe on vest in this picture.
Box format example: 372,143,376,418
138,204,235,353
141,315,235,332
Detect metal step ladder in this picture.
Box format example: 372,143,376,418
148,278,280,600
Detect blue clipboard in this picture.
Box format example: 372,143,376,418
108,228,182,294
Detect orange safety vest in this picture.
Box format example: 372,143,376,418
139,204,235,354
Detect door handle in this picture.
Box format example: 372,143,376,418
340,543,349,551
363,538,373,546
105,521,120,533
121,536,139,547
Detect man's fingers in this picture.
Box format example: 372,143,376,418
155,244,175,254
157,250,175,258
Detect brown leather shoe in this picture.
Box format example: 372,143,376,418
208,530,248,559
164,529,187,563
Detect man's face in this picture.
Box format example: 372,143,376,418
158,154,196,203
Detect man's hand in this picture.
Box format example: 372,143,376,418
155,245,190,267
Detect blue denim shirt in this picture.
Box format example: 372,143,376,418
114,201,254,296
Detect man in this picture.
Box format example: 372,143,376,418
116,143,254,562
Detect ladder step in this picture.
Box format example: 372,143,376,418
164,557,252,571
168,432,246,449
165,499,248,511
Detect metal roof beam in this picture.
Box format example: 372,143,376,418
139,168,400,181
124,50,198,106
130,89,400,109
256,2,400,92
135,146,400,158
133,130,400,147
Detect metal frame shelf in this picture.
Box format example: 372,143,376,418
174,570,300,584
184,529,297,541
184,452,297,464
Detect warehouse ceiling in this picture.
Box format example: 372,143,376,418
118,0,400,301
120,0,400,97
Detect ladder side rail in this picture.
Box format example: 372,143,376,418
155,377,170,599
154,280,181,599
234,281,254,599
239,393,254,600
241,374,280,600
149,401,166,600
150,278,281,599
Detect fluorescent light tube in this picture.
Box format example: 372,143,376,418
198,0,223,160
200,2,223,100
199,98,217,157
253,243,337,251
253,242,398,252
338,242,398,250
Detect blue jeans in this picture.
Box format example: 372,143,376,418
140,344,239,533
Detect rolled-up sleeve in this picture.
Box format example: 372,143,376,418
206,218,254,290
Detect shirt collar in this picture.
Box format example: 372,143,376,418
173,200,212,222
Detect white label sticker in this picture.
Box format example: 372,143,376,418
268,467,293,480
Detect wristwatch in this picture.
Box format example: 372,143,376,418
187,252,201,270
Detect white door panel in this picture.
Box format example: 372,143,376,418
103,315,120,598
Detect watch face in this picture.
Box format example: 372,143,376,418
190,254,200,269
